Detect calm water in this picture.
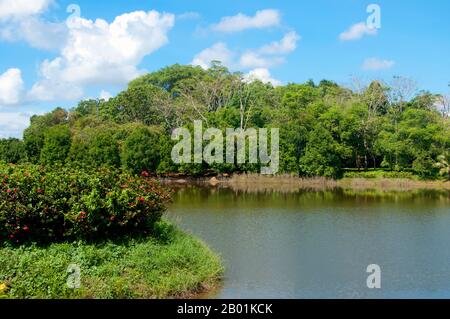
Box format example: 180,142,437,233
167,186,450,299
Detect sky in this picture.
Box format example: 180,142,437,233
0,0,449,138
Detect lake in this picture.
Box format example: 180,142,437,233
167,185,450,298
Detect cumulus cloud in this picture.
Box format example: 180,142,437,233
244,68,281,86
239,31,300,68
211,9,280,33
0,0,63,51
339,22,377,41
191,42,234,69
29,10,175,101
362,57,395,71
0,68,24,105
99,90,112,101
0,0,53,20
192,31,300,70
239,52,285,69
0,17,67,51
259,31,300,55
0,112,31,138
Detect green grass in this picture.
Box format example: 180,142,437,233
342,169,419,180
0,221,223,299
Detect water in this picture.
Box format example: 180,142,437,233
167,186,450,298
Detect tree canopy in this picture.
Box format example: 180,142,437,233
1,63,449,179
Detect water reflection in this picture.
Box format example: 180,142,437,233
168,185,450,298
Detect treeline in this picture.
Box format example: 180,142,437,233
1,63,449,179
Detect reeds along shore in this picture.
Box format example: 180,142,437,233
160,174,450,193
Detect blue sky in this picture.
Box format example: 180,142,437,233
0,0,449,138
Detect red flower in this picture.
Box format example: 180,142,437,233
79,211,87,219
141,171,150,177
6,189,11,193
23,226,30,232
137,197,145,202
36,188,43,194
8,234,14,239
109,216,115,221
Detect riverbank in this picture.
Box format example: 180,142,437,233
160,174,450,192
0,221,223,299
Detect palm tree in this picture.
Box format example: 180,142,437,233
434,152,450,180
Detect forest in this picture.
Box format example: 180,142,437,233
1,62,449,180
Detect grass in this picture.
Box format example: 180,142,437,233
203,173,450,192
0,221,223,299
342,169,419,180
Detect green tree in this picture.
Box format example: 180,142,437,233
121,126,161,174
23,108,68,163
299,125,345,178
434,152,450,180
0,138,27,163
40,125,72,165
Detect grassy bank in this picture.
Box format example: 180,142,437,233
0,221,223,299
165,173,450,192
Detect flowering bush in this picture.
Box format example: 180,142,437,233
0,163,171,244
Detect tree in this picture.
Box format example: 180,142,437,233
104,84,172,128
23,108,69,163
69,125,120,168
0,138,27,163
299,125,345,178
363,81,389,116
434,152,450,180
121,126,162,174
40,125,72,165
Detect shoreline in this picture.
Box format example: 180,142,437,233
158,174,450,192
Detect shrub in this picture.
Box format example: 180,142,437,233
121,126,161,174
0,164,170,244
0,138,27,164
40,125,72,165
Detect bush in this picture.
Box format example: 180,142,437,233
0,138,27,164
0,164,170,244
40,125,72,165
121,126,161,174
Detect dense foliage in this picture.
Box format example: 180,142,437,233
1,63,449,179
0,163,170,244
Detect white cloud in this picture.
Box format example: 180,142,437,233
28,61,84,102
191,42,234,69
0,68,24,105
239,52,285,69
211,9,280,33
239,31,300,68
176,12,200,20
244,68,281,86
0,17,67,51
339,22,377,41
0,0,62,51
0,112,30,138
0,0,53,20
193,31,300,70
362,57,395,71
259,31,300,55
99,90,112,101
29,10,175,101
